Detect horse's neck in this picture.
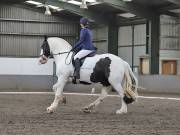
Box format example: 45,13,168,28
51,45,71,55
48,38,72,54
48,38,73,71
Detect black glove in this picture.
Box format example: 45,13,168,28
71,46,81,53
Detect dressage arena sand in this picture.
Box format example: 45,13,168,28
0,93,180,135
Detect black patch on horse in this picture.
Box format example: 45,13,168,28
123,95,134,104
90,57,111,86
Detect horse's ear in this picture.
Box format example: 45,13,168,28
44,35,48,41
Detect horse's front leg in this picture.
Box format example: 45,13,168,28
47,76,67,113
52,82,59,93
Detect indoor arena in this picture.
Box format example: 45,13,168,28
0,0,180,135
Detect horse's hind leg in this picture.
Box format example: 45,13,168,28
83,86,110,113
112,83,127,114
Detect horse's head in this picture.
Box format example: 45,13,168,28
38,36,51,64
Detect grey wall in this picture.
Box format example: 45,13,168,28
0,75,54,91
160,15,180,50
0,5,79,91
1,74,180,95
92,25,108,53
118,24,146,70
139,75,180,94
159,15,180,75
118,15,180,74
0,5,79,57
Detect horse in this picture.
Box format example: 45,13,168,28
38,36,138,114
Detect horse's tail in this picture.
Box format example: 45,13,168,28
123,62,138,103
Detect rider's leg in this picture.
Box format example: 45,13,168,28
73,50,93,81
74,50,94,60
73,58,81,79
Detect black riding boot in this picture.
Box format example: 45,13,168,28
73,58,80,83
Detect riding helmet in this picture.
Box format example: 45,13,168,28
80,17,89,27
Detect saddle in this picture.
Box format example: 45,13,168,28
71,50,96,84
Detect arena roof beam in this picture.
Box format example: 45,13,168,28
0,0,26,4
38,0,109,24
158,4,180,12
166,0,180,6
118,18,146,26
97,0,157,20
157,4,180,18
162,11,180,18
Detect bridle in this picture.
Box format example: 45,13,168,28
40,50,73,65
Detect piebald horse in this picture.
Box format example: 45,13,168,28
39,37,138,114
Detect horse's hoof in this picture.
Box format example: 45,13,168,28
47,107,55,114
61,96,66,104
116,109,127,114
83,107,92,113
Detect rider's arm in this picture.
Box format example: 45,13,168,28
73,29,87,50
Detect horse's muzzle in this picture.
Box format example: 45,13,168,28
38,55,48,64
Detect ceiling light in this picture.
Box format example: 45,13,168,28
170,9,180,13
118,13,136,18
80,0,88,9
48,5,63,12
45,5,51,15
68,0,82,5
123,0,132,2
26,0,42,5
86,0,96,2
48,5,60,10
56,8,64,12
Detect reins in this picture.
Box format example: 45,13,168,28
52,50,73,65
52,51,70,55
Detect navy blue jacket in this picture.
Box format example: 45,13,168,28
74,28,95,50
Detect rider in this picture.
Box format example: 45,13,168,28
72,17,96,82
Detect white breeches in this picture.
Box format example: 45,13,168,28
74,50,93,60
